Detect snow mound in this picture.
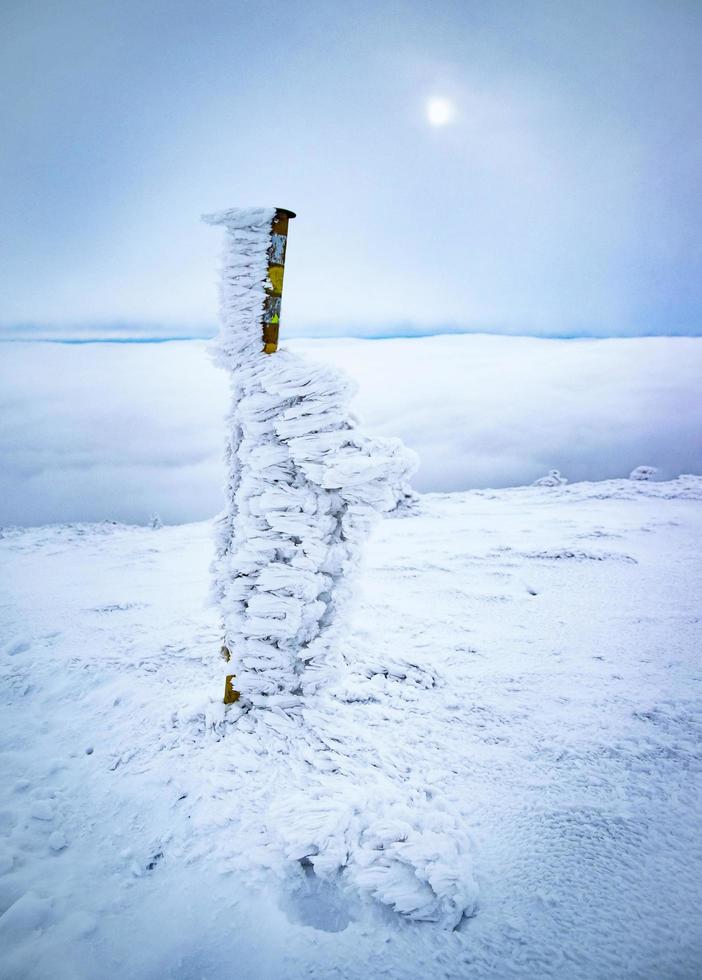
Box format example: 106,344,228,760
272,783,477,928
532,469,568,487
629,465,658,481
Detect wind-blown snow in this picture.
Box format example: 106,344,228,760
1,477,701,978
1,335,701,526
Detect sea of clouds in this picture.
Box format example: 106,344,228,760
1,334,699,526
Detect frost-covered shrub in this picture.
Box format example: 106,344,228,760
204,208,417,705
532,469,567,487
629,465,658,481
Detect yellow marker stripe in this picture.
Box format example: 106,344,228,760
267,266,284,294
224,674,240,704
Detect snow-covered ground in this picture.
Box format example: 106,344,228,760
1,476,701,979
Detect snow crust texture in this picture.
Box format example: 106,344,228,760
206,208,416,705
1,477,701,978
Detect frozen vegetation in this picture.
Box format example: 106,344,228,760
1,475,701,978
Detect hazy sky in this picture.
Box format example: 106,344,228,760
1,0,701,338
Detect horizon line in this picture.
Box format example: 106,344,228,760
2,326,702,344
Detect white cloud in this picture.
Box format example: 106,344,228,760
0,335,700,526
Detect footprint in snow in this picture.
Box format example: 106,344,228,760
0,891,52,938
0,810,17,834
280,862,357,934
49,831,68,852
129,848,164,876
6,641,30,656
29,800,54,822
0,849,15,874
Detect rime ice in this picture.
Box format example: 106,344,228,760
629,465,658,481
533,468,568,487
204,207,416,704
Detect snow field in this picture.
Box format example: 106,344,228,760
1,476,701,977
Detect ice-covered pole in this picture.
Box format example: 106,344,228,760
202,205,297,703
204,206,417,709
261,208,295,354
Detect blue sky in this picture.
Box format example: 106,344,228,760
1,0,701,339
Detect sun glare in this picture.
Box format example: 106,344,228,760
426,97,455,127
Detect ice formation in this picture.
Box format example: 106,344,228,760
201,208,476,930
272,783,478,928
629,465,658,481
532,468,568,487
204,207,417,707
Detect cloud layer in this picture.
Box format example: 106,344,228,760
1,336,699,526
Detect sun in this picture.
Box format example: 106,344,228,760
426,97,455,127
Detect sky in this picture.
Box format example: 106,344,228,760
1,0,701,340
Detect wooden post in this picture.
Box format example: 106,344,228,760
262,208,296,354
222,206,296,703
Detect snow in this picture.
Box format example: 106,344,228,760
1,334,701,525
1,476,701,978
532,469,567,487
629,465,658,481
206,206,416,706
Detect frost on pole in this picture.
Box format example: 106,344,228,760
203,207,417,708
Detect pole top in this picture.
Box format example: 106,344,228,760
202,207,295,229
